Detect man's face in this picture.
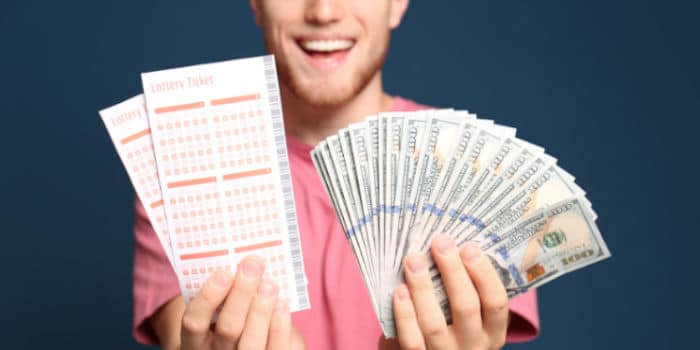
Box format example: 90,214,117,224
251,0,408,108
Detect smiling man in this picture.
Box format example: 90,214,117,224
132,0,539,349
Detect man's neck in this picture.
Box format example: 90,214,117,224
281,72,394,146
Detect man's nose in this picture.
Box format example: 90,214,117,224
305,0,345,25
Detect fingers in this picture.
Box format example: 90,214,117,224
393,284,425,350
213,256,265,349
181,270,233,350
430,236,482,339
460,243,509,346
266,300,292,350
403,252,451,349
237,279,279,349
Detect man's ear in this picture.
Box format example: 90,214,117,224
388,0,410,29
249,0,262,26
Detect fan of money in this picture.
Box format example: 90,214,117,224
310,109,611,337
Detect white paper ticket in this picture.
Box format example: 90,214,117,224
99,95,174,267
141,55,309,310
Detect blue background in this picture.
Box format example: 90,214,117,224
1,0,698,348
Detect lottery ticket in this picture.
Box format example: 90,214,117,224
141,55,309,310
99,95,173,267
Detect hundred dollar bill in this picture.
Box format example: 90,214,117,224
551,166,598,220
383,110,462,336
429,194,605,327
340,128,379,298
423,153,558,279
311,145,351,241
455,153,557,240
376,114,388,296
365,116,383,305
430,126,516,236
478,120,517,139
402,112,465,251
418,137,539,252
348,123,380,297
424,144,550,297
312,145,377,305
413,118,480,249
439,138,530,241
384,110,460,275
455,162,586,246
384,112,405,289
483,197,610,297
456,147,551,234
419,137,538,312
326,136,362,238
332,133,381,302
317,139,378,309
388,112,429,275
374,112,403,334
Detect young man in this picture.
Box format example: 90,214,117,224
133,0,539,349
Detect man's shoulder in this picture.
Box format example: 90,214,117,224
391,96,434,112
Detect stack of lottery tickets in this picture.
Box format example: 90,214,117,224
311,110,611,337
99,56,309,311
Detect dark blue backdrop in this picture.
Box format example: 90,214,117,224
2,1,697,348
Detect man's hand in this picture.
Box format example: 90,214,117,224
180,256,305,350
393,236,509,350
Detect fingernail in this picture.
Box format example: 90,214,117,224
461,243,482,263
405,253,427,274
241,257,263,278
258,280,277,298
396,284,410,300
213,271,232,289
434,235,457,255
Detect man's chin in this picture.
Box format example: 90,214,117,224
287,81,358,109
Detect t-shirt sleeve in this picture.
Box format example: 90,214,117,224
506,290,540,342
132,196,181,345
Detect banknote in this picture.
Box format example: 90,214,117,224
348,123,380,298
339,128,379,300
402,112,465,251
313,141,379,310
376,114,388,295
421,148,554,281
454,153,558,241
427,126,515,238
389,113,429,274
416,137,535,252
459,163,587,246
483,197,610,297
383,112,405,294
414,117,480,248
458,147,550,232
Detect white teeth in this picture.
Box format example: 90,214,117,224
300,39,354,52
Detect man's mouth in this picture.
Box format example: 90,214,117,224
298,39,355,55
296,38,355,70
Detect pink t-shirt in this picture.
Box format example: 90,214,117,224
132,97,540,347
